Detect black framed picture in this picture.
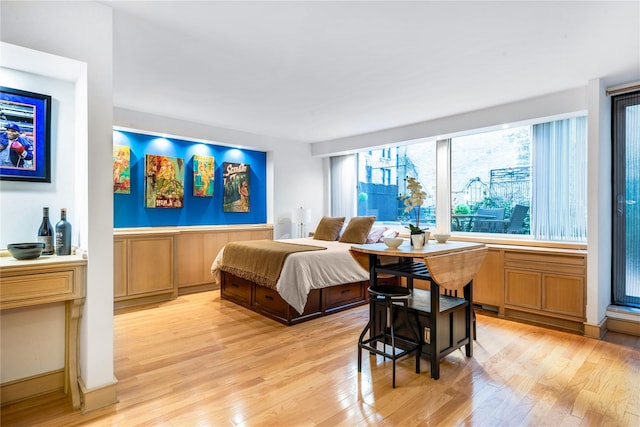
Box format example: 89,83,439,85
0,87,52,182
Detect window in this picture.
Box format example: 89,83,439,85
612,91,640,308
451,127,531,234
340,114,587,242
356,144,436,230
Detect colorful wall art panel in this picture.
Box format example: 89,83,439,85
113,145,131,194
145,154,185,208
113,129,266,227
223,162,250,212
193,154,214,197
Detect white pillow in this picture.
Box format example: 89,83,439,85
366,226,387,244
381,228,399,241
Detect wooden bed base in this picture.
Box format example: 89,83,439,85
220,270,383,326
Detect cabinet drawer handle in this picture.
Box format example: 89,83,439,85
231,283,239,288
264,295,274,301
341,289,351,294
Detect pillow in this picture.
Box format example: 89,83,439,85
366,226,388,244
313,216,346,241
339,216,376,244
382,228,399,240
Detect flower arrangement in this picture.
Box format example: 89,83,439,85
398,176,427,234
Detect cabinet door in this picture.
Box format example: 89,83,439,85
128,237,173,295
504,269,541,310
203,232,228,279
113,238,127,298
542,274,585,319
175,232,229,286
473,249,503,307
175,233,204,286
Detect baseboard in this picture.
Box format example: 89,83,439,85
177,283,218,296
504,308,584,334
1,369,64,406
583,317,607,339
79,376,118,413
114,292,175,310
606,317,640,337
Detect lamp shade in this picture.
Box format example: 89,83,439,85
292,207,304,224
292,207,311,224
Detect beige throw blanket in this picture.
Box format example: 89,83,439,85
220,240,327,289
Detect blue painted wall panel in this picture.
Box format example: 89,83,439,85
113,129,267,228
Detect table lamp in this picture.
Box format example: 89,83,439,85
292,207,311,238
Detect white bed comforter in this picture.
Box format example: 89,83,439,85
210,237,369,314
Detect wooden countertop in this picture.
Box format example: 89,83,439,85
350,240,485,258
0,253,87,273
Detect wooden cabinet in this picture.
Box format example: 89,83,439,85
505,269,541,310
114,225,273,308
174,226,273,293
470,244,587,333
128,236,174,295
114,233,175,308
220,271,369,326
473,248,504,312
174,232,220,290
0,255,86,409
113,238,127,298
503,250,586,333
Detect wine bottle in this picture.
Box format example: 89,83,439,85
38,207,55,255
55,208,72,256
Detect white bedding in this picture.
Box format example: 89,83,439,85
210,237,369,314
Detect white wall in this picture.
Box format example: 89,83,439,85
1,1,115,391
0,68,78,247
587,78,613,329
0,49,83,383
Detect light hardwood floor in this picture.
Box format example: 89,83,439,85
2,290,640,426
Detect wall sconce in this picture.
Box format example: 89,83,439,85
292,206,311,238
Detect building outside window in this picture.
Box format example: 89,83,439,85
357,143,436,230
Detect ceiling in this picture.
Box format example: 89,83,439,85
104,1,640,144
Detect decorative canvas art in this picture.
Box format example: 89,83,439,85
193,154,214,197
222,162,250,212
0,87,52,182
113,145,131,194
145,154,185,208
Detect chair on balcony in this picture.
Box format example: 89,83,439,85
506,205,529,233
473,208,505,233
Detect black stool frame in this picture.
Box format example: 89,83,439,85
357,285,421,388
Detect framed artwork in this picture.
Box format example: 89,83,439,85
223,162,250,212
144,154,185,208
113,145,131,194
193,154,214,197
0,87,52,182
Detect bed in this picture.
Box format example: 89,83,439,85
210,217,400,325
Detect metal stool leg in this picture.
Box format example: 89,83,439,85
357,286,420,388
357,293,377,372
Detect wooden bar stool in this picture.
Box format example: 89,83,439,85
357,284,421,388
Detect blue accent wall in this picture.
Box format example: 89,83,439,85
113,129,267,228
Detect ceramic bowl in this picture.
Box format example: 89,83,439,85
432,234,451,243
7,242,45,260
383,237,404,249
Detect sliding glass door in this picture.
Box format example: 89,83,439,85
612,91,640,307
